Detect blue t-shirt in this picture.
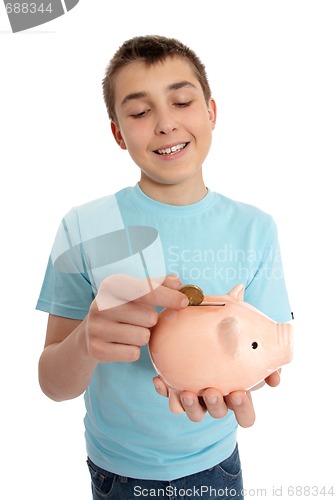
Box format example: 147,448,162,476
36,184,292,480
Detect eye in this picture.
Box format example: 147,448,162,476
130,109,150,119
251,341,258,349
175,101,192,108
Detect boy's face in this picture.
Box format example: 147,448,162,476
111,56,216,201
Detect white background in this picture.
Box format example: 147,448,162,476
1,1,335,498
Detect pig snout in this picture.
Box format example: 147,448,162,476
275,322,294,366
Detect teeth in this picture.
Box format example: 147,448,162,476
157,143,186,155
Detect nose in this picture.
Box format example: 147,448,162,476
276,323,294,347
276,322,294,365
154,107,178,135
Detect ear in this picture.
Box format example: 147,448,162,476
111,121,127,150
228,284,244,301
217,317,240,356
208,98,217,130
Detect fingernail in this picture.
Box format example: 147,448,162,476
182,397,194,407
181,297,190,307
168,275,182,288
230,395,243,406
205,396,217,405
169,274,180,281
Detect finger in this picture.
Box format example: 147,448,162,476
161,274,183,290
168,390,185,414
96,274,151,310
96,274,188,311
226,391,256,428
153,376,169,397
202,388,229,419
99,301,159,328
152,378,185,414
140,284,189,310
101,323,151,346
90,341,141,364
180,391,207,422
88,323,150,362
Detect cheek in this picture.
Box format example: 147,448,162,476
190,109,214,135
122,124,149,151
195,119,213,147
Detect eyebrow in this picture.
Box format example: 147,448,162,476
120,80,197,107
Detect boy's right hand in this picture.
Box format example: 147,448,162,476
83,274,189,364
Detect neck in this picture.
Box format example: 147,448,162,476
138,175,208,206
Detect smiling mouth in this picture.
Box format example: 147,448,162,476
154,143,188,156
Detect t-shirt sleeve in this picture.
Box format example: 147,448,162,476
36,210,95,320
244,218,293,323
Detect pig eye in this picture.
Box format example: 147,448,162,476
251,341,258,349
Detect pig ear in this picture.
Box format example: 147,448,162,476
217,317,240,356
218,316,240,334
228,284,244,301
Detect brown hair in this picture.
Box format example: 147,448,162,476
102,35,212,124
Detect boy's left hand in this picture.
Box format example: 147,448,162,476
153,371,280,426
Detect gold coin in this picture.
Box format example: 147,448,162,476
180,284,204,306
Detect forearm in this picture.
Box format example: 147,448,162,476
38,320,98,402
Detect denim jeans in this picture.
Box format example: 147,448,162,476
87,444,244,499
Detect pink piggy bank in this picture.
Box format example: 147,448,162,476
149,284,293,410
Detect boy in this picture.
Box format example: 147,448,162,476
37,35,292,499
